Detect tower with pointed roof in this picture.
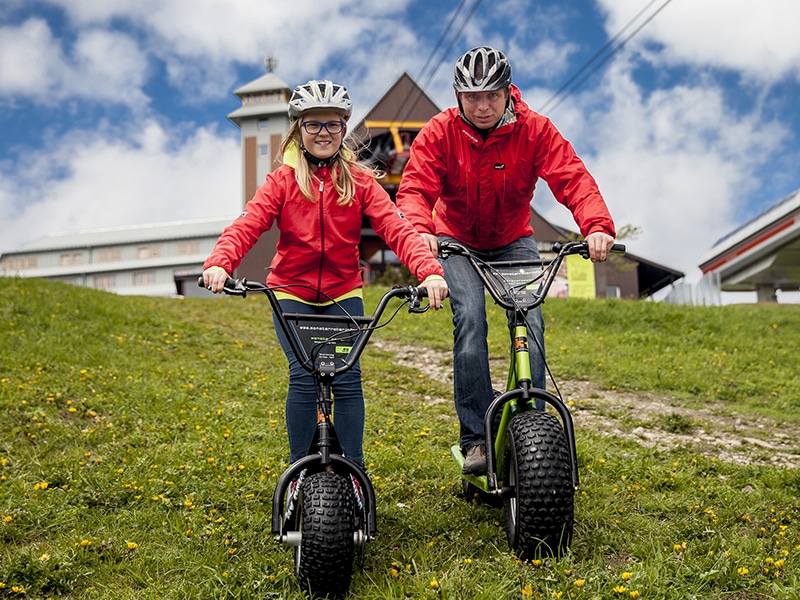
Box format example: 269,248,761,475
226,57,291,280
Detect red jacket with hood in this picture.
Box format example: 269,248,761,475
396,85,615,250
204,147,444,303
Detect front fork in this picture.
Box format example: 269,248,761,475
271,377,377,543
457,322,579,493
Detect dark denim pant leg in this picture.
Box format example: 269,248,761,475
441,245,494,450
273,297,365,466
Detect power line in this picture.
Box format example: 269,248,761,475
537,0,675,115
395,0,483,123
414,0,469,87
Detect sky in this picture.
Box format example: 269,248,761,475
2,0,800,294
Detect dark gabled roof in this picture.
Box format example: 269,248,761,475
352,72,441,136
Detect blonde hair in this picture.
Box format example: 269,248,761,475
279,118,377,206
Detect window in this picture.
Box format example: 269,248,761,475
2,255,38,271
258,118,270,129
259,144,270,156
134,271,156,286
138,246,162,259
176,241,200,256
607,285,621,299
60,252,84,266
98,248,122,262
94,275,116,290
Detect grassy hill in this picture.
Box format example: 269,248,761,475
1,277,798,598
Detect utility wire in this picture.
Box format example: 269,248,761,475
394,0,483,124
414,0,469,88
538,0,675,115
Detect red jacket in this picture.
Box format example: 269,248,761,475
396,85,615,250
204,155,444,303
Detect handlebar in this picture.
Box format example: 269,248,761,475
438,239,625,311
197,277,430,377
198,276,429,307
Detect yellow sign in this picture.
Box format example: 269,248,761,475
566,254,596,299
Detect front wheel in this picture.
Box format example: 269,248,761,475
295,471,355,598
502,411,574,559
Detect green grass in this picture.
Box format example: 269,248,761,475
1,277,798,599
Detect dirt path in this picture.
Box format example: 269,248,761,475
371,340,799,469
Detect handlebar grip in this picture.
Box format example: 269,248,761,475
611,243,626,253
197,275,242,294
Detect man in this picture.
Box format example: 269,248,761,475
396,46,616,475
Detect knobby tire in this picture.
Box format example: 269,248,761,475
503,411,574,559
296,471,355,598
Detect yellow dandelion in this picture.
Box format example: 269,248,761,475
127,542,138,550
521,584,533,596
614,585,628,594
629,591,640,599
574,580,585,587
430,578,439,590
621,572,632,581
737,567,749,576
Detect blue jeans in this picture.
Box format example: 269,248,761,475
272,297,365,466
440,235,546,450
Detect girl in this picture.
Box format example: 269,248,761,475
202,79,448,467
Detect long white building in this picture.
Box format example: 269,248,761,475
1,218,230,297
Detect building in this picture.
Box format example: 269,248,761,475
0,218,230,297
698,187,800,303
224,59,291,282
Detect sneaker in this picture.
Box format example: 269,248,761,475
462,444,486,475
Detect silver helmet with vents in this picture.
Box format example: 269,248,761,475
288,80,353,121
453,47,512,92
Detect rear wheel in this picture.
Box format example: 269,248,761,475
502,411,574,559
295,471,355,598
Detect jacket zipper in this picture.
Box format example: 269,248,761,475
315,175,325,303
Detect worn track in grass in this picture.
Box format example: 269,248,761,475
371,340,800,469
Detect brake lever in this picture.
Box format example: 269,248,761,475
407,286,430,314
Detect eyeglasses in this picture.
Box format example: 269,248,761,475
300,120,345,135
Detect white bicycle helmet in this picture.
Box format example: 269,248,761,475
288,79,353,121
453,46,512,92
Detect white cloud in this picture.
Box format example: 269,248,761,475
0,18,63,95
34,0,420,103
0,122,241,253
598,0,800,81
0,18,149,108
536,56,788,282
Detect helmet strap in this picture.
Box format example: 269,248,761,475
300,143,340,168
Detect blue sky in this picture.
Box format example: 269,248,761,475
1,0,799,288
